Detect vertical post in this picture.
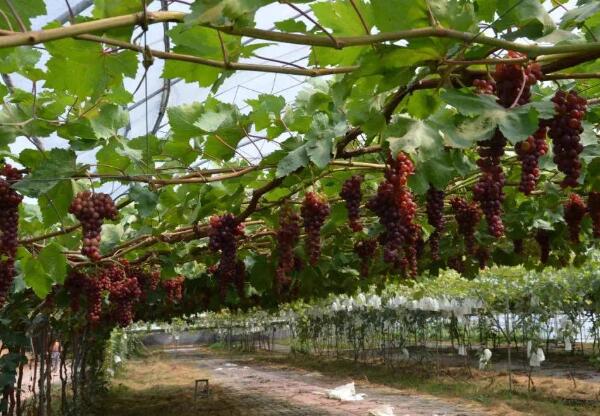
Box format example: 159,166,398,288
505,285,512,394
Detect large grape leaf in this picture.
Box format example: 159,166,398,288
0,0,45,31
14,149,79,197
45,37,138,98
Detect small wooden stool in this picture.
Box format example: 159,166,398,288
194,379,209,400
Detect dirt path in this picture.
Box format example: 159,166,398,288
192,351,493,416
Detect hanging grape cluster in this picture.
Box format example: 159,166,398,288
548,90,587,188
69,191,118,261
0,164,22,305
354,238,377,277
494,51,542,108
475,246,490,269
162,276,185,303
65,270,86,313
588,191,600,238
535,229,551,264
513,239,524,255
473,130,507,238
564,194,587,243
425,186,445,260
515,127,548,195
208,213,245,298
367,152,420,276
105,265,142,327
450,197,481,255
340,175,364,232
275,206,300,293
301,192,330,266
83,269,111,324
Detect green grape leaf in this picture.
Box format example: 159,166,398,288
38,243,67,284
276,145,308,177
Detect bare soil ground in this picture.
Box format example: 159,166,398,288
97,348,495,416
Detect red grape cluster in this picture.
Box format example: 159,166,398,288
124,263,161,300
564,193,587,243
0,164,22,305
473,78,495,95
367,152,420,276
494,51,542,108
515,127,548,195
450,197,481,255
162,276,184,303
548,90,587,188
588,191,600,238
475,246,490,269
448,256,465,274
83,270,111,324
473,130,506,237
354,239,377,277
513,239,524,255
340,175,364,232
69,191,118,261
208,213,245,297
275,206,300,293
65,270,86,313
107,265,142,327
425,186,445,260
300,192,330,266
535,229,551,264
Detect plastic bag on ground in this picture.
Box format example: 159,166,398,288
368,405,395,416
529,348,545,367
326,382,366,401
479,348,492,370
